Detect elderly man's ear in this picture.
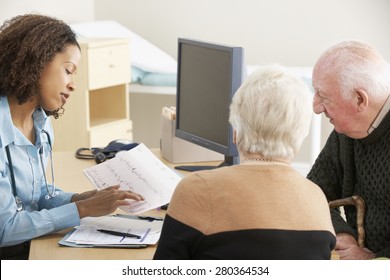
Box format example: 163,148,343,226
355,89,369,112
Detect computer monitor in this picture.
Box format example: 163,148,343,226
175,38,245,171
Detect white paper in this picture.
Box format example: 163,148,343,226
83,143,182,214
65,215,163,245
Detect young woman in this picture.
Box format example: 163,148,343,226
0,14,143,259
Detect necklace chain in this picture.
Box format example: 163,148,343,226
240,158,287,165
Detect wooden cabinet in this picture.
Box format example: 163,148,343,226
51,38,132,151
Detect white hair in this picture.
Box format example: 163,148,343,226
315,40,390,100
229,64,313,161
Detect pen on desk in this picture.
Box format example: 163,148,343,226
138,215,164,221
97,229,141,239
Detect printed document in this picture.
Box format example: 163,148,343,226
83,143,182,214
63,215,163,246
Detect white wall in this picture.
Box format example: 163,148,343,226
4,0,388,66
94,0,390,151
0,0,94,24
2,0,389,164
94,0,390,66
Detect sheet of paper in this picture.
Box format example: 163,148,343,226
65,215,163,245
83,143,182,214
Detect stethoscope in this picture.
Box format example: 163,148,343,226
5,130,57,212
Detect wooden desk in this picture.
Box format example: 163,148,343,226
29,151,339,260
29,150,220,260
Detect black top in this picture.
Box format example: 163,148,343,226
154,215,336,260
154,164,336,260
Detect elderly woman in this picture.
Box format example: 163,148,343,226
154,65,335,260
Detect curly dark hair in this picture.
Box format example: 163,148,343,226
0,14,80,119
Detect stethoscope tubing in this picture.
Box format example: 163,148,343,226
5,129,57,211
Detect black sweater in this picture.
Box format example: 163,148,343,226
307,112,390,258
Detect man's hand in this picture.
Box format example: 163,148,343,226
335,233,375,259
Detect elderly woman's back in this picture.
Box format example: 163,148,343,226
154,65,335,260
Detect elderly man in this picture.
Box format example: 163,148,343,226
308,40,390,259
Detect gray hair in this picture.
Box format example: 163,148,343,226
315,40,390,100
229,65,313,161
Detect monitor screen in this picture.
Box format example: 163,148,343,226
175,38,244,171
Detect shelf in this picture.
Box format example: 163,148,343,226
89,84,129,127
89,117,130,129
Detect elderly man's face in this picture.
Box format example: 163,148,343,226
312,66,365,139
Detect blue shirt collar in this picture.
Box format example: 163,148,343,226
0,96,49,148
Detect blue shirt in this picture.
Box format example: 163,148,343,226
0,96,80,247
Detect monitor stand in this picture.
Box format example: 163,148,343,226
174,155,239,172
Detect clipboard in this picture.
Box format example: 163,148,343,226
58,214,163,249
58,229,148,248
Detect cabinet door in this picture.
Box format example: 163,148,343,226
87,43,130,90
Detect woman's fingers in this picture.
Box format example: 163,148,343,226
100,185,145,201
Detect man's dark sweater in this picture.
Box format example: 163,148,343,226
307,112,390,258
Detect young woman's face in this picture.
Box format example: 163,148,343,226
38,44,81,111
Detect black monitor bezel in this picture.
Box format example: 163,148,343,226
175,38,244,164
